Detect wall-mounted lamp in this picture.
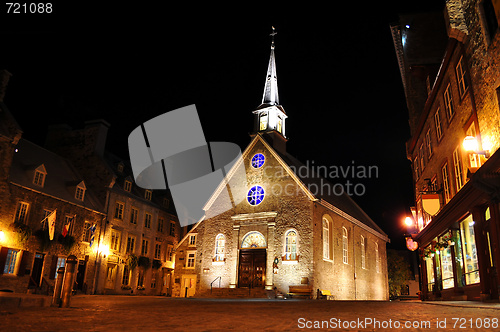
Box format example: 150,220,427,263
463,136,490,158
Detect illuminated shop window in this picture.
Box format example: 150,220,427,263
440,247,454,289
247,185,265,205
460,215,480,285
251,153,265,168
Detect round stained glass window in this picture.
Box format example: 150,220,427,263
251,153,265,168
247,185,265,205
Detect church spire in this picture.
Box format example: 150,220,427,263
252,27,288,154
262,26,279,106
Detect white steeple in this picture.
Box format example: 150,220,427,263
253,27,288,144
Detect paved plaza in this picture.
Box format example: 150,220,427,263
1,295,499,331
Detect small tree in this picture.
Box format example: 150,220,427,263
387,249,412,300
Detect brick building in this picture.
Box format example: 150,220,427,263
391,0,500,301
0,70,105,294
45,120,180,295
173,34,389,300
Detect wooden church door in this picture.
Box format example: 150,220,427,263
238,249,266,288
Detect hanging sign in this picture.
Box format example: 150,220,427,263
422,194,440,216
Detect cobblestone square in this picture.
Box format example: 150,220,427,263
1,296,499,331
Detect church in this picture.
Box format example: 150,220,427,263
172,30,389,300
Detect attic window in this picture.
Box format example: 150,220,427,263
117,163,124,173
33,165,47,187
124,180,132,192
145,190,152,201
75,181,86,201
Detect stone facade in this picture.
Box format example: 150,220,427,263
44,121,180,296
173,135,389,300
392,0,500,301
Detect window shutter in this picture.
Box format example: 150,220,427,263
17,251,31,276
49,255,58,279
0,247,9,275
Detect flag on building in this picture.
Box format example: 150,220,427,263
62,215,75,237
89,224,96,248
47,209,57,241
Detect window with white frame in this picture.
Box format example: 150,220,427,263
186,251,196,268
189,234,197,246
456,56,468,97
144,213,152,229
33,165,47,187
284,230,297,261
14,201,29,224
141,239,149,256
442,163,451,203
154,243,161,260
82,221,92,242
110,229,121,251
342,227,348,264
453,147,464,191
130,207,138,224
214,234,225,262
126,235,136,253
426,129,433,159
361,235,366,269
122,265,131,286
444,84,455,119
3,249,19,274
434,109,443,140
166,244,173,262
322,218,330,260
114,202,124,220
75,181,86,201
419,143,426,170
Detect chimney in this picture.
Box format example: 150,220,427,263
0,70,12,102
84,119,110,157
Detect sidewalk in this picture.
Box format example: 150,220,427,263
419,300,500,310
0,291,52,307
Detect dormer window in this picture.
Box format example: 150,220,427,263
124,180,132,192
33,164,47,187
117,163,124,173
145,190,152,201
75,181,86,201
162,197,169,208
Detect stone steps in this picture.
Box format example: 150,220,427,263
200,287,270,298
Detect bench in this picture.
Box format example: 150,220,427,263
317,289,334,300
287,285,313,299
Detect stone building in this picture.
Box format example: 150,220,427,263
173,34,389,300
45,120,180,295
0,71,105,294
391,0,500,301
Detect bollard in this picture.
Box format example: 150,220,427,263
60,255,77,308
52,267,65,307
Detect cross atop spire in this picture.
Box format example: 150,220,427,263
262,26,279,106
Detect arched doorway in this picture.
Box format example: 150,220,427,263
238,231,266,288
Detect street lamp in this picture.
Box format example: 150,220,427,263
463,136,490,158
404,217,413,227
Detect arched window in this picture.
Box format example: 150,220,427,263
214,234,225,262
342,227,348,264
323,218,330,260
284,230,297,261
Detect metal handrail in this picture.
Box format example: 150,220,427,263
210,276,221,294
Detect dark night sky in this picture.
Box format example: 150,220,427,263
0,2,446,248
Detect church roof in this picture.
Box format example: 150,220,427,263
9,139,104,213
276,150,388,239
